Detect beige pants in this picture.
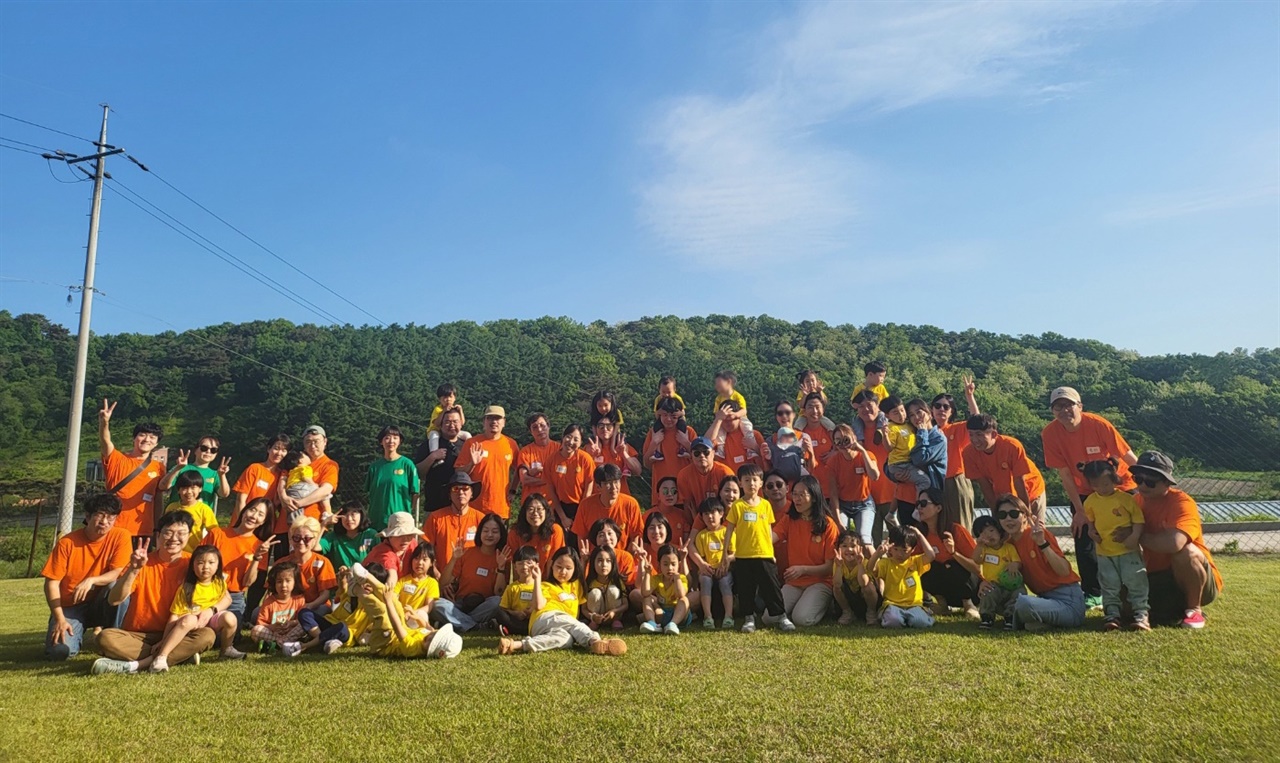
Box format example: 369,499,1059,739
781,583,833,626
585,586,625,615
98,628,215,665
523,611,597,653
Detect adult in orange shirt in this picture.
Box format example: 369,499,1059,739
454,405,519,518
230,433,288,527
913,488,979,618
278,516,338,612
994,495,1085,630
930,376,979,532
1041,386,1138,607
797,393,834,463
852,390,897,545
96,398,166,537
437,513,509,632
545,424,596,530
422,471,485,568
962,414,1047,518
506,493,565,573
280,425,340,524
704,401,763,474
517,412,559,503
585,415,641,496
677,439,735,530
204,497,271,626
826,423,880,550
643,397,697,507
92,511,214,674
773,476,839,626
1129,451,1222,629
42,494,133,659
572,464,644,549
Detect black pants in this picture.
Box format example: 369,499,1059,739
495,609,530,636
1071,504,1101,597
732,558,784,619
921,559,977,605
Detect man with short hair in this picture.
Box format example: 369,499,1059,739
416,407,466,511
97,398,165,537
422,471,485,568
572,465,644,550
91,511,215,674
282,425,339,521
1129,451,1223,628
963,413,1047,520
454,406,519,519
517,412,559,503
1040,386,1138,609
42,494,133,659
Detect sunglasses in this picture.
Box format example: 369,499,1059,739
775,410,793,417
659,487,678,496
197,445,218,453
765,482,786,489
692,448,712,456
931,403,951,410
291,535,315,544
450,485,472,492
1134,475,1162,488
916,499,933,508
995,510,1022,520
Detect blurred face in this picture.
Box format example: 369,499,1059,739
479,520,502,548
341,510,364,532
156,522,191,556
85,510,117,540
1088,474,1118,496
719,481,740,506
692,447,713,470
886,404,907,425
791,483,813,514
551,555,575,583
195,439,219,465
595,526,619,549
701,508,724,528
450,484,473,509
267,441,289,465
594,553,613,578
296,452,311,468
484,415,504,435
561,430,582,453
977,526,1003,548
132,430,159,455
658,481,678,507
660,554,679,576
192,552,218,582
273,571,296,599
528,417,550,442
178,484,201,505
411,553,432,577
763,477,787,504
968,428,998,452
440,413,463,438
599,479,622,505
713,378,731,396
240,502,268,531
303,434,326,459
1051,399,1083,427
645,522,668,546
774,406,795,427
381,432,401,453
525,500,547,527
388,534,413,552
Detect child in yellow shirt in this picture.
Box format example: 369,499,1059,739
723,464,792,633
850,361,891,441
832,530,879,626
497,546,541,636
867,525,936,629
426,383,471,452
349,562,461,659
639,543,691,635
689,498,735,630
972,516,1022,630
712,370,758,456
166,470,219,553
1082,459,1150,631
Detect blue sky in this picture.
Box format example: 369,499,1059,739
1,1,1276,355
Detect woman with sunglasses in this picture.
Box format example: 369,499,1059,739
914,489,980,619
994,495,1086,630
929,375,979,532
162,435,232,510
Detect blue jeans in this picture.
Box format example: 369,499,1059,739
880,604,934,629
1013,583,1085,629
45,606,88,660
431,596,501,632
839,497,877,544
297,608,350,645
227,592,247,629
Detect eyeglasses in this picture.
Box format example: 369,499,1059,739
197,445,218,453
157,530,186,540
1051,401,1079,411
1134,476,1162,488
994,510,1022,520
931,403,951,410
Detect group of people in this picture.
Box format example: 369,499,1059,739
40,367,1224,672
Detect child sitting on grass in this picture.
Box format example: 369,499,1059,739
496,545,540,636
395,542,440,629
639,543,691,635
583,545,630,631
151,545,244,671
251,561,305,652
868,525,936,629
496,547,627,656
971,515,1022,631
832,530,879,626
688,498,735,629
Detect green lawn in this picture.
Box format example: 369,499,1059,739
0,558,1276,763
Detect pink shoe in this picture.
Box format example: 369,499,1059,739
611,619,624,631
1181,610,1206,629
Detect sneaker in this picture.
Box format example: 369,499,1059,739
702,617,716,629
191,652,200,667
979,617,994,631
1103,618,1121,632
778,617,796,632
962,604,981,621
1181,609,1206,629
148,655,169,673
640,621,660,634
1003,619,1015,631
1130,613,1151,632
281,641,303,658
611,619,623,631
721,617,734,629
1085,595,1104,611
663,622,680,635
221,646,247,660
650,450,665,462
91,658,136,675
323,639,343,655
741,617,756,634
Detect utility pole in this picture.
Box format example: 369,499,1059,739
56,104,117,536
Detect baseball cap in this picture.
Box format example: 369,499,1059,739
691,436,714,452
1049,387,1081,406
301,425,326,438
482,405,506,418
1133,450,1177,485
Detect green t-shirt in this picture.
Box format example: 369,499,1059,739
166,464,220,510
321,529,380,570
364,455,420,531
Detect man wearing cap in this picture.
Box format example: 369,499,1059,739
97,398,166,538
415,407,466,512
454,406,519,519
362,511,422,590
677,437,736,521
1040,387,1138,609
422,472,484,568
643,397,697,508
1126,451,1223,629
282,425,339,522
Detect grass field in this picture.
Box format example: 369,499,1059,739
0,559,1277,762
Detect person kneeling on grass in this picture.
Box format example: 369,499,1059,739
867,525,936,629
348,562,461,659
497,547,627,656
639,543,691,635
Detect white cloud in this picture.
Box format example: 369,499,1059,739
640,0,1137,267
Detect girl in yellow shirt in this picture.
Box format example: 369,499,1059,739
497,548,626,657
150,545,244,672
639,544,691,635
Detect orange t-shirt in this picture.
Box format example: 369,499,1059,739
231,462,280,526
941,421,968,479
41,527,133,602
103,449,165,536
614,547,638,587
828,450,877,503
643,424,700,507
280,551,337,601
1041,413,1135,495
645,506,692,546
856,425,896,505
716,429,762,473
1136,489,1223,591
505,523,565,574
453,546,504,600
517,440,559,502
799,423,833,461
962,435,1046,503
453,434,519,518
546,448,596,505
922,522,976,564
1012,530,1080,594
204,527,262,593
591,443,639,496
774,513,838,587
677,462,736,521
121,554,189,633
572,493,644,549
422,506,484,567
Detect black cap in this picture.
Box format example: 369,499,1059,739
1132,450,1177,485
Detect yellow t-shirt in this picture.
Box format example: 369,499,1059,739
170,577,227,615
286,465,314,487
500,581,538,614
532,580,584,625
166,501,219,554
713,390,748,415
1084,491,1145,557
884,422,915,465
875,555,929,609
395,575,440,611
695,526,730,567
977,541,1020,583
648,573,688,607
851,383,890,404
326,593,371,646
833,561,865,590
652,392,687,414
725,498,774,559
428,403,446,432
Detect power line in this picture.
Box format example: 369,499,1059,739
0,135,57,153
0,112,98,145
0,142,46,157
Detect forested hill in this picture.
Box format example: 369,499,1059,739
2,310,1277,502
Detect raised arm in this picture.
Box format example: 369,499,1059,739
98,399,118,459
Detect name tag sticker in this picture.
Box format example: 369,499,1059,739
256,479,270,489
906,577,916,587
1086,446,1101,455
394,469,404,476
856,468,865,474
477,567,489,577
314,559,324,570
734,456,744,464
984,554,1000,565
556,465,567,474
403,584,417,594
142,493,153,502
558,592,575,602
709,541,721,551
465,529,476,541
743,511,758,522
519,591,533,600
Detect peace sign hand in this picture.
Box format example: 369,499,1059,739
962,374,976,396
129,537,151,570
217,456,231,475
98,399,117,426
175,449,190,468
255,537,280,562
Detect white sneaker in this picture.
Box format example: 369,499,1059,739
221,646,247,661
91,658,136,675
640,621,660,634
741,617,756,634
281,642,303,658
148,655,169,673
323,639,343,655
778,617,796,632
663,622,680,636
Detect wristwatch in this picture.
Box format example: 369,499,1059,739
1038,541,1050,550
